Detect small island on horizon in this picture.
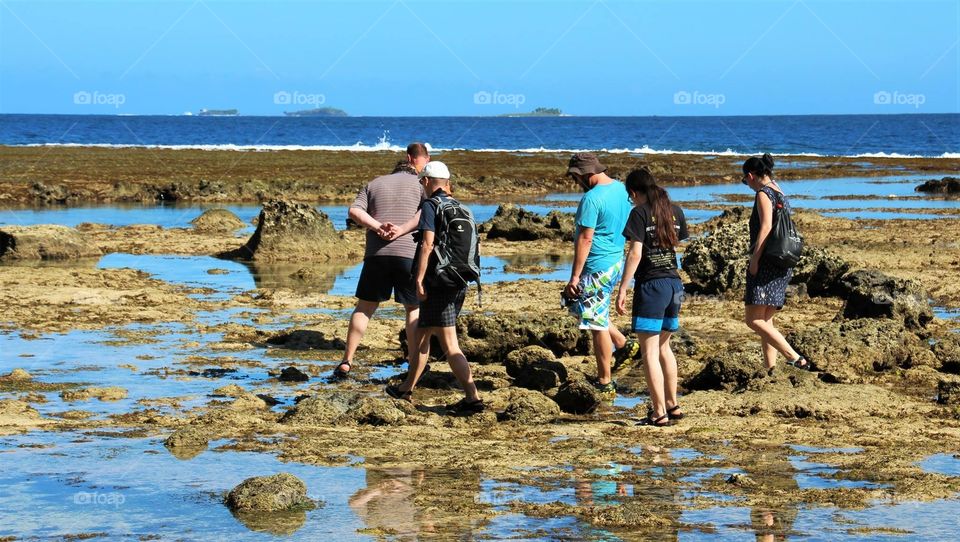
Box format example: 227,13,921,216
498,107,566,118
284,107,349,117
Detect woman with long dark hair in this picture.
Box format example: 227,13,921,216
616,167,689,427
741,153,809,371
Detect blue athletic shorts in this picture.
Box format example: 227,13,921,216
631,277,683,334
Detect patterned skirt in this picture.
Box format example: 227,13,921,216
744,263,793,309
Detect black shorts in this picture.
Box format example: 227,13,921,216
419,287,467,328
355,256,418,305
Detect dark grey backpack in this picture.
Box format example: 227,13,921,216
429,196,482,301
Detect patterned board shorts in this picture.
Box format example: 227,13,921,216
569,260,623,331
419,286,467,328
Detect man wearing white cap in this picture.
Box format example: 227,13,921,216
384,161,484,415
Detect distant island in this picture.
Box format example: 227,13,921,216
498,107,566,118
197,108,238,117
284,108,349,117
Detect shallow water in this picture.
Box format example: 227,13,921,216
97,252,576,299
4,312,960,540
0,201,574,231
545,174,960,218
5,173,956,232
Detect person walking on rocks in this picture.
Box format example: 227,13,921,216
616,167,689,427
563,153,638,399
741,153,809,372
333,143,430,380
385,161,484,414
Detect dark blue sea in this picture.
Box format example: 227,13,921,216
1,113,957,158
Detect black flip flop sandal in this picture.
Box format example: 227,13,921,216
786,356,812,371
331,361,351,380
638,412,671,427
384,384,413,402
666,405,685,420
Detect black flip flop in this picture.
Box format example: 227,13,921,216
666,405,685,420
331,361,351,380
384,384,413,402
786,356,812,371
638,411,671,427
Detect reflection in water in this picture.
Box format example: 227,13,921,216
746,448,799,542
241,260,354,292
350,467,489,540
230,507,309,536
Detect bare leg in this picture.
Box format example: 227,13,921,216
403,303,419,365
608,325,627,350
639,332,666,418
761,306,779,369
592,329,614,385
744,305,799,364
436,326,479,401
658,331,679,412
340,299,379,372
400,327,432,392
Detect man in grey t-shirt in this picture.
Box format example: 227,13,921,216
333,142,429,379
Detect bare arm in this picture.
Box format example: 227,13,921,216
348,207,382,232
415,229,435,299
616,240,642,315
748,192,774,274
390,210,422,238
752,193,774,257
565,227,594,297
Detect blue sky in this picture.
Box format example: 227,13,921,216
1,0,957,116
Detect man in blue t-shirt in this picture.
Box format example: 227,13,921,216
564,153,636,398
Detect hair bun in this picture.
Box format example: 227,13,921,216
760,153,775,170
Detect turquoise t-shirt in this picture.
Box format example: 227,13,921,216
575,180,631,275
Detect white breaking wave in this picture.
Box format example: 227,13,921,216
13,142,959,159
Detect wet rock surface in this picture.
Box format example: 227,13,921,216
459,312,588,364
504,346,568,391
937,377,960,405
496,387,561,424
164,425,210,449
225,473,312,513
60,386,128,402
685,350,769,392
837,269,932,329
264,329,346,350
481,204,574,241
0,225,101,261
915,176,960,196
191,208,247,233
281,391,414,426
552,376,603,414
219,199,351,262
277,366,310,382
787,319,937,383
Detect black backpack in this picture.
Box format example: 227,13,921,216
763,191,803,268
426,195,482,300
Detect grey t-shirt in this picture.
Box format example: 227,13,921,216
351,172,425,259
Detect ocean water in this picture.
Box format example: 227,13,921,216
2,113,958,158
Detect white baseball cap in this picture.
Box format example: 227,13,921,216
418,161,450,180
